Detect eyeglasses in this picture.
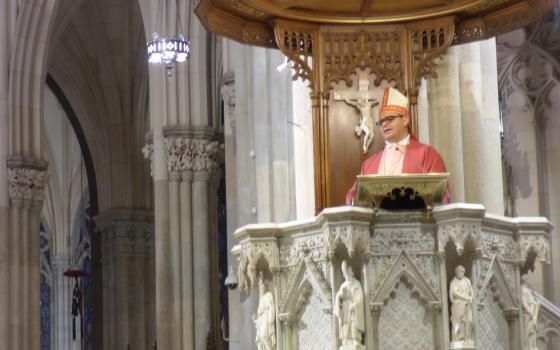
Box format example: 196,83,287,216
375,115,402,127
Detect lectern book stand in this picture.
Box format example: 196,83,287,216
355,173,449,211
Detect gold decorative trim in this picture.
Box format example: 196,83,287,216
273,19,319,92
321,28,405,91
355,173,449,210
408,17,455,89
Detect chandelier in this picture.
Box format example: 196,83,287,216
147,34,190,66
147,0,190,77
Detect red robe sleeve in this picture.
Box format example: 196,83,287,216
345,153,382,205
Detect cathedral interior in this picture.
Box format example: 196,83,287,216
2,0,560,349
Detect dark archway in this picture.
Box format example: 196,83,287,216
45,75,101,350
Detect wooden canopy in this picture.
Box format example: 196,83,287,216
195,0,555,212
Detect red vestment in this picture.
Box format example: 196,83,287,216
346,137,449,205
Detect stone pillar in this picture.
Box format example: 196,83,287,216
51,255,73,350
3,161,48,350
437,252,451,348
221,66,243,346
226,41,300,350
96,209,155,350
193,169,211,349
143,133,222,349
426,39,504,214
0,1,10,344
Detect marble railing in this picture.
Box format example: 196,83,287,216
535,290,560,349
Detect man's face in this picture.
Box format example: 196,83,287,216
379,112,409,143
456,268,465,279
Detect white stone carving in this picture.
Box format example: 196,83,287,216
220,79,236,134
520,235,550,264
478,289,510,350
253,276,276,350
438,222,480,256
449,265,475,349
480,231,518,261
8,167,48,202
334,261,365,350
324,223,370,260
190,138,222,173
142,137,223,175
298,291,332,350
237,241,280,292
371,228,434,254
522,279,540,350
378,280,434,350
231,205,551,350
279,252,331,313
141,143,154,175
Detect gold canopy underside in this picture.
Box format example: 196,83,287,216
195,0,555,47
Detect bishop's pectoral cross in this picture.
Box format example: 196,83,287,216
333,79,379,154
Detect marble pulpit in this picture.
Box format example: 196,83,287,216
233,204,551,350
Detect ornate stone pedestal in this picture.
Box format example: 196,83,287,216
341,344,365,350
450,340,475,349
233,204,551,350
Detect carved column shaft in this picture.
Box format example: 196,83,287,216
193,170,211,350
180,170,194,349
169,172,182,349
437,252,451,348
328,257,338,350
362,256,375,349
427,39,504,214
96,209,155,350
51,255,73,350
3,163,47,350
470,253,481,348
144,134,222,350
279,315,295,350
272,268,284,350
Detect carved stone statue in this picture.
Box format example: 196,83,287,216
449,265,475,349
334,260,365,350
343,94,379,154
253,275,276,350
521,277,540,350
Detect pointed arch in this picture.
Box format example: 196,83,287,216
371,250,440,308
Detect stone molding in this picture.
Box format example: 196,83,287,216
8,166,48,202
51,254,73,274
95,209,154,258
142,136,224,176
220,72,235,134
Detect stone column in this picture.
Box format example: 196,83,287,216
221,67,242,346
51,254,73,350
426,39,504,214
143,133,222,349
0,1,10,343
3,160,48,350
193,169,211,349
437,252,451,349
361,254,375,349
227,42,300,350
96,209,155,350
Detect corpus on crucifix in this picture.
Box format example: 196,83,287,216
334,79,379,154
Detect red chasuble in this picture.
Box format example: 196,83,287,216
346,137,449,205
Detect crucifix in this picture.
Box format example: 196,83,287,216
333,78,379,154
